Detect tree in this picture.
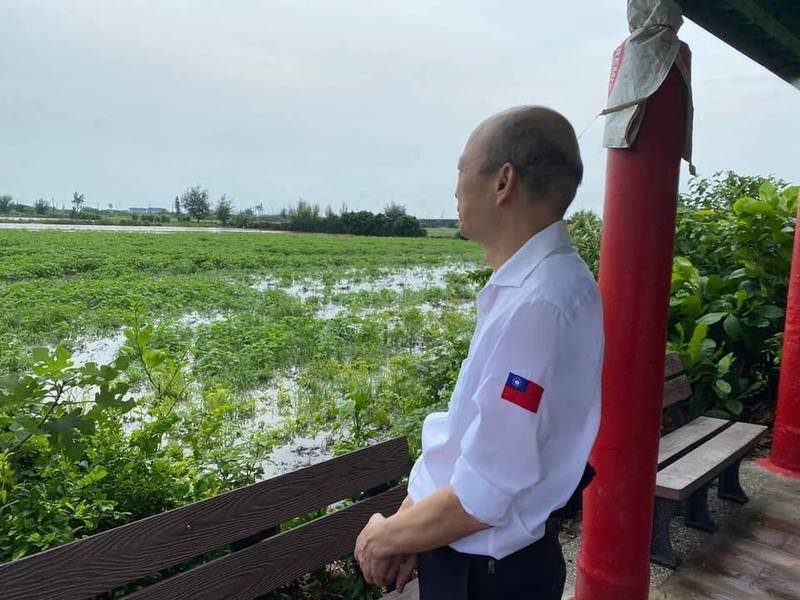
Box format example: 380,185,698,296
0,195,12,213
174,196,181,215
390,214,427,237
215,194,233,225
72,191,85,213
287,200,323,232
35,198,49,215
180,186,210,222
383,202,407,220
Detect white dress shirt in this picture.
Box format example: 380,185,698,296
406,220,604,559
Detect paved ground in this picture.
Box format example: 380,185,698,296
650,460,800,599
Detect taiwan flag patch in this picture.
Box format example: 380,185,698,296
501,372,544,413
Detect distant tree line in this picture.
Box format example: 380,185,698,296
281,201,427,237
1,186,429,238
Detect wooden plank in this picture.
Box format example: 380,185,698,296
125,485,407,600
656,423,767,501
663,352,684,379
657,417,731,469
0,438,412,600
662,375,692,408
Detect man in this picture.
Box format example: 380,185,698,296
355,106,604,599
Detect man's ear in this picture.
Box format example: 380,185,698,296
495,162,516,207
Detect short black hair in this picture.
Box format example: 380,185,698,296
478,109,583,208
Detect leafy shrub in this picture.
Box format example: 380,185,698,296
669,175,798,421
0,315,267,564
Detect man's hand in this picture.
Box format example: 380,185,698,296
393,552,417,593
355,495,418,590
393,496,417,593
355,513,397,587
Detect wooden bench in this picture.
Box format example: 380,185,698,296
651,353,768,568
0,438,414,600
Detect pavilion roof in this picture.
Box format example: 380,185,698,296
677,0,800,90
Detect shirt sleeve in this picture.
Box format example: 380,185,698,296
449,299,568,527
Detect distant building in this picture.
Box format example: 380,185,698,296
129,207,168,214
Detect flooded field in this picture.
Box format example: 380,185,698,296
1,229,483,484
0,220,284,234
57,259,477,477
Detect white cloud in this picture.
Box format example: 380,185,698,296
0,1,796,217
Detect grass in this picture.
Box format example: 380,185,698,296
425,226,459,238
0,229,484,451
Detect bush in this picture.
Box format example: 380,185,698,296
0,317,267,564
282,201,427,237
668,174,798,421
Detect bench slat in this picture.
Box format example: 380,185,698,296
0,438,412,600
662,375,692,409
125,485,407,600
658,416,732,469
656,423,768,501
664,353,684,379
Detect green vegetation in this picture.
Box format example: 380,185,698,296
669,173,798,422
282,201,427,237
0,229,482,584
1,171,797,597
425,226,460,238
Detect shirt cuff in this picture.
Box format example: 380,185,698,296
450,454,514,527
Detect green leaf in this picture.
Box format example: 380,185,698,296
31,347,50,364
733,196,775,216
680,295,702,318
754,305,784,320
734,289,748,309
717,353,734,376
714,379,732,397
53,345,73,370
41,411,95,457
688,323,708,365
723,314,744,340
79,465,109,486
705,275,725,297
729,268,747,280
725,398,744,416
696,312,727,326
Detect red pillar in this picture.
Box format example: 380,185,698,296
575,64,689,599
758,201,800,478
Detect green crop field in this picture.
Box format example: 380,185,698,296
0,228,490,573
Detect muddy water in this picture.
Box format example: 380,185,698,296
61,265,478,479
0,221,283,234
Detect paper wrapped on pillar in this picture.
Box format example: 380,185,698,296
602,0,694,173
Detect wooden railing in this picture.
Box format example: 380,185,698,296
1,437,413,600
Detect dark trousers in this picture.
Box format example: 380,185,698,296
417,529,566,600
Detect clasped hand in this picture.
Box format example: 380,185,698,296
354,497,417,592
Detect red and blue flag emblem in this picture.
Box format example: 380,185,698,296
501,372,544,413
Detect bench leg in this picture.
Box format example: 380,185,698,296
684,483,717,533
718,460,749,504
651,498,681,569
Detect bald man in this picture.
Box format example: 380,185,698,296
355,107,604,599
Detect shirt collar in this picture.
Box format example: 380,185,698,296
487,220,573,288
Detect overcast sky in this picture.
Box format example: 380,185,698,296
1,1,798,218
